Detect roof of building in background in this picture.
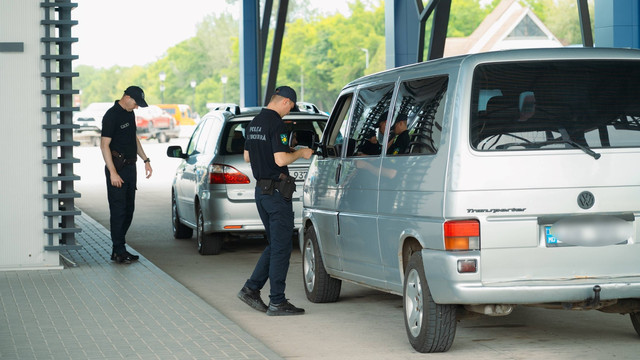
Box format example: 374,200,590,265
445,0,563,57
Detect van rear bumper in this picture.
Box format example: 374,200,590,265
421,249,640,305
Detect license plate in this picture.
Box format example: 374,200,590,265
545,219,631,248
291,171,308,181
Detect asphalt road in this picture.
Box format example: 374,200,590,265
74,138,640,359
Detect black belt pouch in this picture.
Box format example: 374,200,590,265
257,179,275,195
112,152,125,172
277,175,296,201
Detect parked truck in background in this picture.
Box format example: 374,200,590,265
72,102,112,146
158,104,198,126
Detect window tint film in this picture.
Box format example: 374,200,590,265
387,76,448,155
471,60,640,151
345,84,394,157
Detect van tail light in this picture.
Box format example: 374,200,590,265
444,220,480,251
209,164,250,184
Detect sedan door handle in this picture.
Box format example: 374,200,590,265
335,163,342,184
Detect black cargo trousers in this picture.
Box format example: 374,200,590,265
105,164,137,255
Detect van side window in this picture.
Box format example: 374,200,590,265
323,94,354,158
346,84,395,157
387,76,448,156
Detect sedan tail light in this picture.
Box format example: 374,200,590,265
209,164,250,184
444,220,480,251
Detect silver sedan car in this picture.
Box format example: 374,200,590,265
167,106,327,255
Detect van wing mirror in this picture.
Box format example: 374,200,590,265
167,145,187,159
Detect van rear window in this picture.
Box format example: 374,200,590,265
470,60,640,151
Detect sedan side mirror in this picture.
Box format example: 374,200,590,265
167,145,187,159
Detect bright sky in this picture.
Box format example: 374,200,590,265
73,0,353,69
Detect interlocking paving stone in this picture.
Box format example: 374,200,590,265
0,212,283,360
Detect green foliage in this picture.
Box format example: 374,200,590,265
76,0,590,114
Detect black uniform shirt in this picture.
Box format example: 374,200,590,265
101,101,137,158
387,129,410,155
244,108,290,180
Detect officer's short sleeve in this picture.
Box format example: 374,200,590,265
101,109,116,138
271,121,290,154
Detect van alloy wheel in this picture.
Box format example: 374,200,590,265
302,226,341,303
403,252,457,353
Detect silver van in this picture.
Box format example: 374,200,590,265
301,48,640,352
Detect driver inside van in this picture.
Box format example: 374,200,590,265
387,113,409,155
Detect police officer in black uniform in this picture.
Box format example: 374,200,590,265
237,86,313,316
100,86,153,264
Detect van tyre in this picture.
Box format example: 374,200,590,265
303,226,341,303
403,252,457,353
197,207,222,255
172,193,193,239
631,312,640,336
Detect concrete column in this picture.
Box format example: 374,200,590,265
594,0,640,48
385,0,420,69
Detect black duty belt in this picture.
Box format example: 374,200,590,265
111,150,137,165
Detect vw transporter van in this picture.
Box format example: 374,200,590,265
301,48,640,352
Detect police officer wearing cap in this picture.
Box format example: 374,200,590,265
237,86,313,316
100,86,153,264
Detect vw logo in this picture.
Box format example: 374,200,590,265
577,191,595,209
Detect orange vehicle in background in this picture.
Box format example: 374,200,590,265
158,104,198,126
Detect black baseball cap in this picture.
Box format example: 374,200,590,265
274,86,299,112
124,86,148,107
374,111,389,128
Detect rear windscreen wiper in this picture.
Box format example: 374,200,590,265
553,139,601,160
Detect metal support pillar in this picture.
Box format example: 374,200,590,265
263,0,289,106
240,0,260,107
577,0,593,47
427,0,451,61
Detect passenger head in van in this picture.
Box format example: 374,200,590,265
359,111,388,155
387,114,409,155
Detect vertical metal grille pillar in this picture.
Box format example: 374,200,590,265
41,0,82,251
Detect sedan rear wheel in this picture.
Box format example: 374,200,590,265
196,206,222,255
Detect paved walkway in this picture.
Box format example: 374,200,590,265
0,212,282,360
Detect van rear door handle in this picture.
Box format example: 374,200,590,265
335,163,342,184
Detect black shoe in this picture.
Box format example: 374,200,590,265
237,286,268,312
266,300,305,316
111,251,139,261
112,253,133,264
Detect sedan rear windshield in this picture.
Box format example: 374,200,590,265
470,60,640,151
221,118,327,155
